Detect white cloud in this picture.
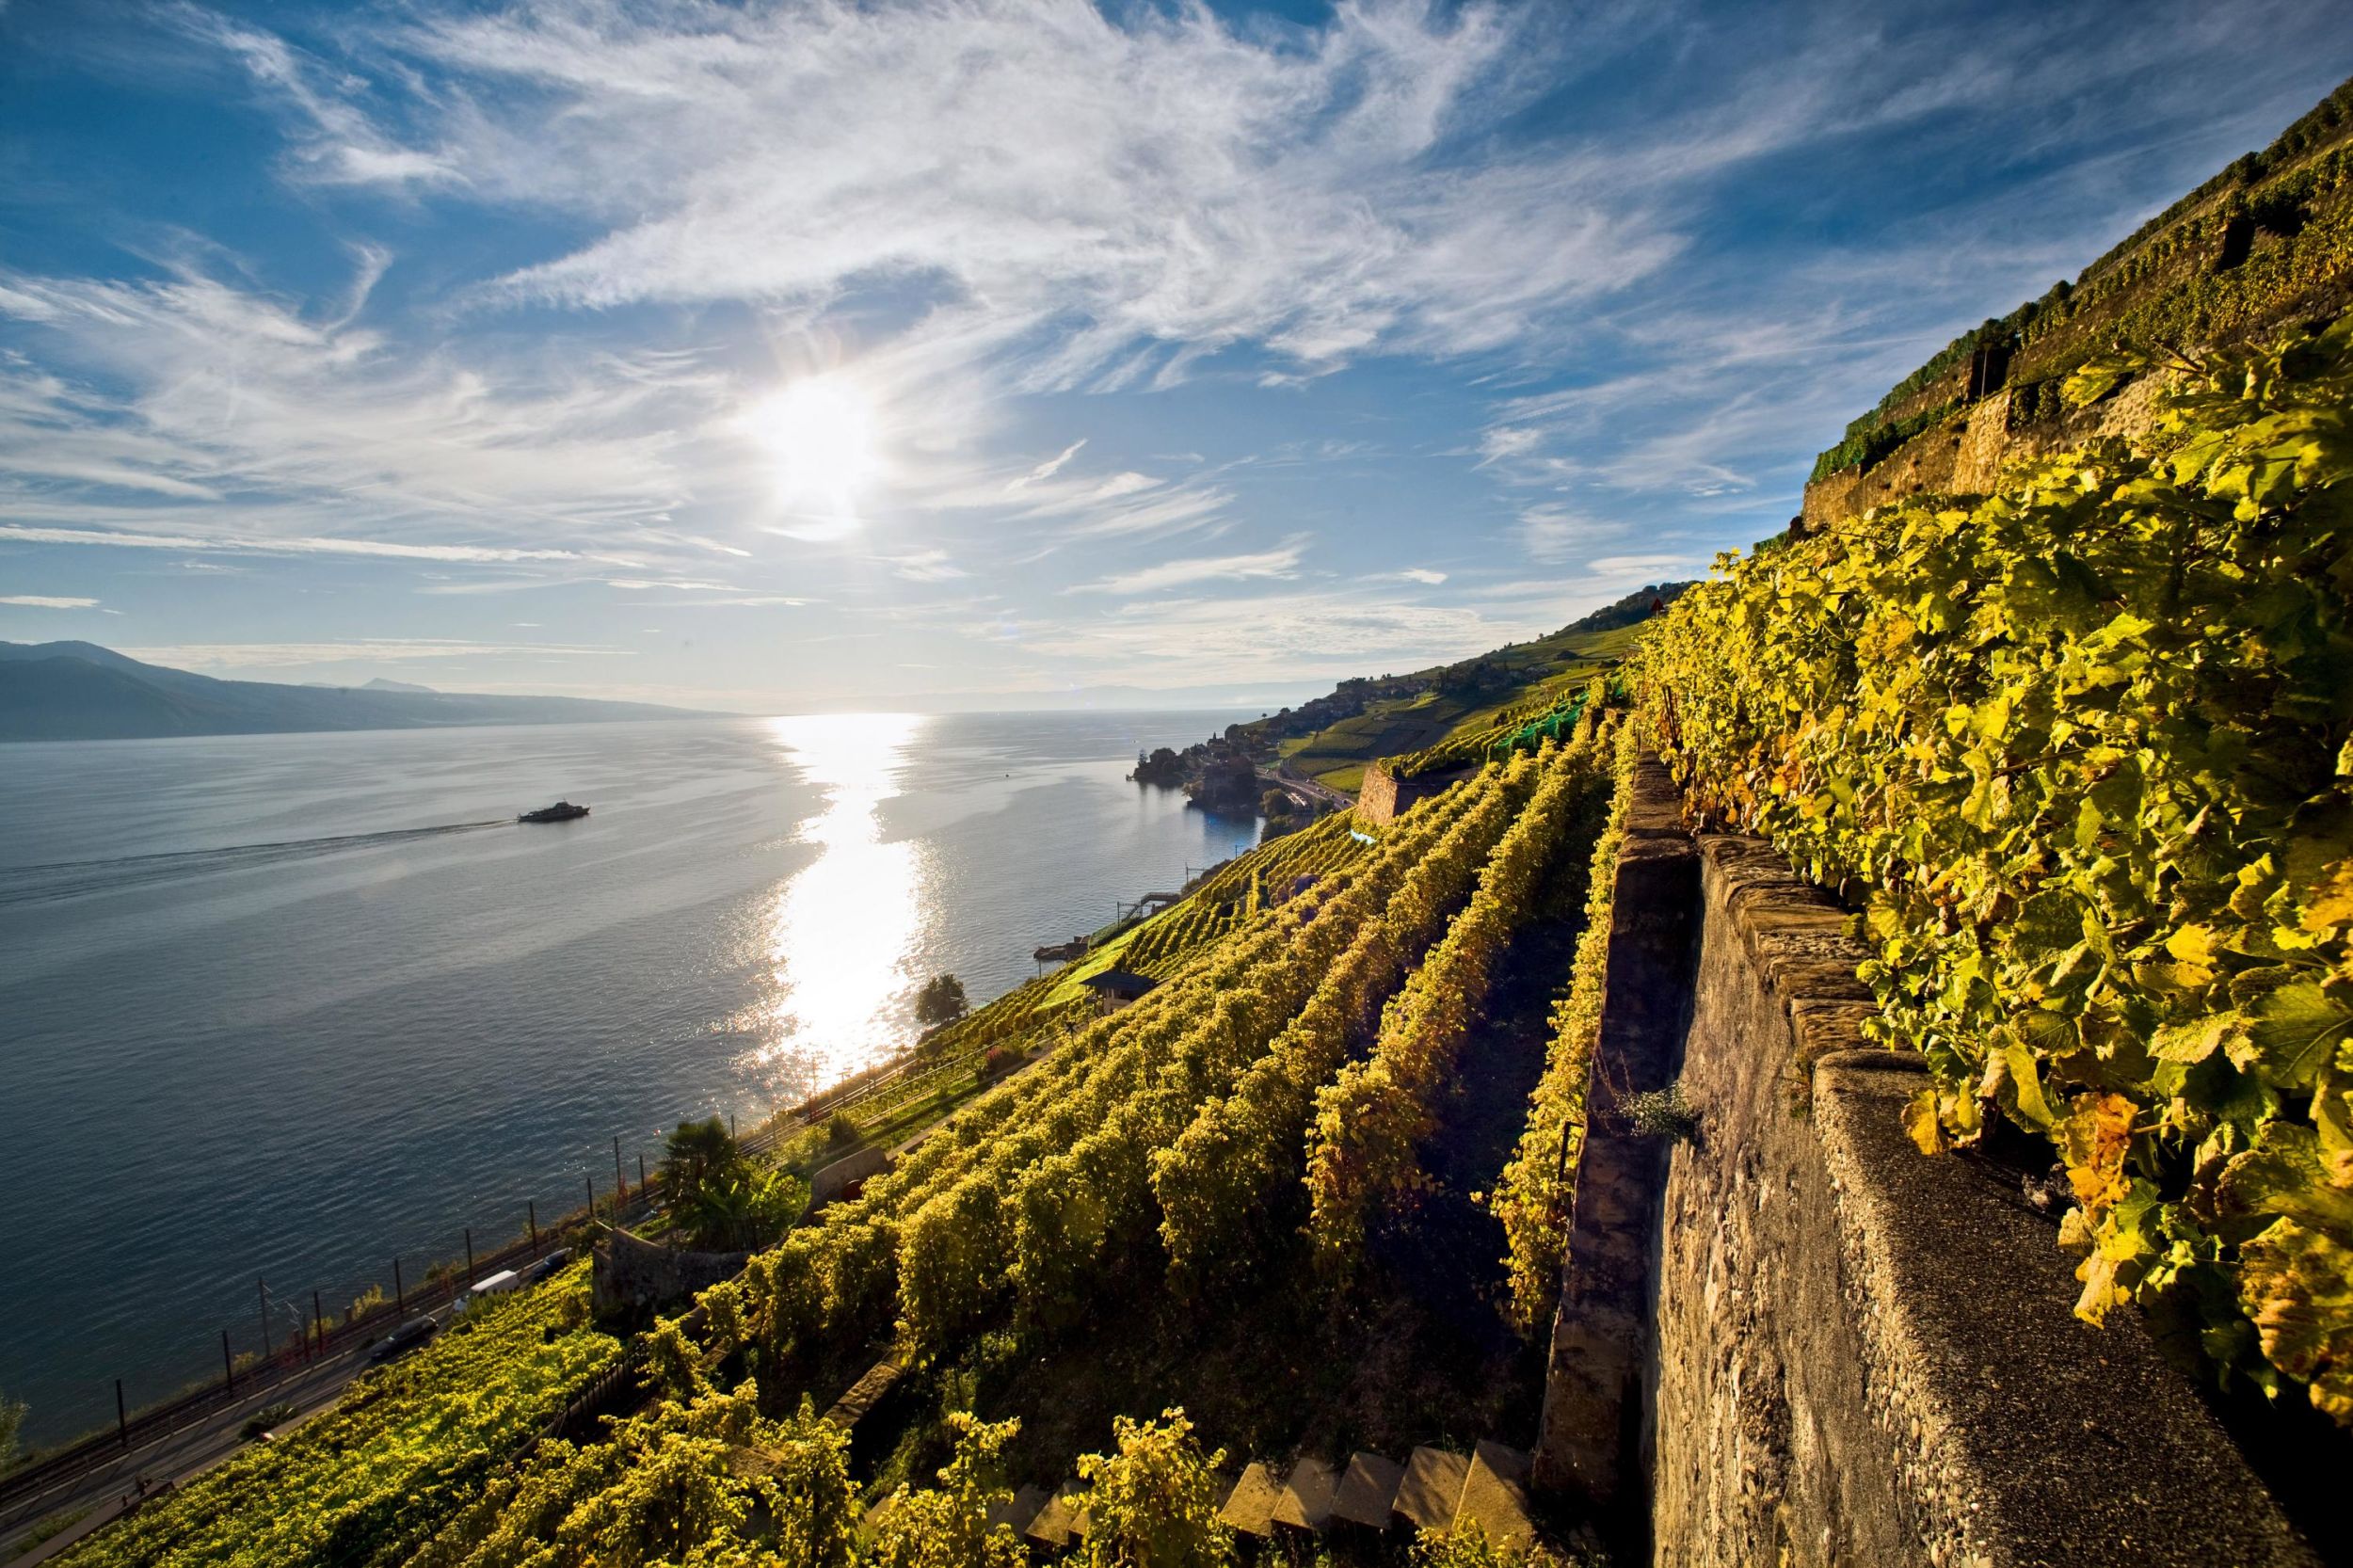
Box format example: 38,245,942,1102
1007,440,1087,491
0,258,729,568
0,594,100,608
1068,542,1306,597
0,523,582,563
1514,504,1624,565
332,0,1678,384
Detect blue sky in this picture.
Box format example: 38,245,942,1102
1,0,2347,712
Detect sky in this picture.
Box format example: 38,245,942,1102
1,0,2348,713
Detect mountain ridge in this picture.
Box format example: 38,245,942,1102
0,642,710,743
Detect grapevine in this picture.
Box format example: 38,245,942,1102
1643,316,2353,1420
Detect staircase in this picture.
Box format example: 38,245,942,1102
1005,1439,1534,1553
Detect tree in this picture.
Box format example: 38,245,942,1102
0,1389,22,1470
675,1167,809,1253
659,1116,739,1207
1077,1408,1231,1568
916,974,969,1029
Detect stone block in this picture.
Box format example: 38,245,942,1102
1394,1447,1470,1533
1217,1462,1284,1538
1330,1451,1404,1529
1026,1480,1090,1549
1271,1454,1339,1533
1453,1442,1534,1551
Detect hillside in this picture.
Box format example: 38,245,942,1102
0,642,705,742
1801,76,2353,528
1139,584,1688,803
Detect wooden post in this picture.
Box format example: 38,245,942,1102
221,1329,233,1393
258,1278,271,1357
464,1227,475,1286
529,1201,539,1257
614,1136,626,1203
585,1173,596,1220
638,1152,648,1193
313,1290,325,1357
117,1379,128,1449
393,1257,405,1316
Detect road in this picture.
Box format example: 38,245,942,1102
1259,762,1354,812
0,1313,435,1564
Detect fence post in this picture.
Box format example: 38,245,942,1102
394,1257,405,1317
614,1136,626,1204
638,1153,648,1194
529,1201,539,1257
116,1379,128,1449
313,1290,325,1357
584,1173,596,1221
465,1227,475,1286
221,1329,233,1393
258,1278,271,1357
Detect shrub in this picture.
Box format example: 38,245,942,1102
1076,1408,1232,1568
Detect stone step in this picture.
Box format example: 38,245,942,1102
1393,1446,1472,1534
1270,1454,1340,1534
821,1353,904,1431
1330,1451,1406,1530
1216,1461,1286,1538
1025,1480,1091,1550
1452,1440,1535,1550
988,1483,1050,1537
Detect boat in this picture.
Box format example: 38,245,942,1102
519,800,590,824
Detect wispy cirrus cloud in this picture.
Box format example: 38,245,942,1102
0,523,586,564
0,594,102,608
1068,542,1306,598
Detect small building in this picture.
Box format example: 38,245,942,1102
1078,969,1159,1015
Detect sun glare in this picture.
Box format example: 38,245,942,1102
749,374,883,522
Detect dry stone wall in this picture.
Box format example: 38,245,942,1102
1530,760,2316,1565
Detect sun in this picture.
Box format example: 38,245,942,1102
747,374,883,520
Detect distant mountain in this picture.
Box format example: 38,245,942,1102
0,642,709,742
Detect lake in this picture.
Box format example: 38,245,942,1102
0,711,1256,1446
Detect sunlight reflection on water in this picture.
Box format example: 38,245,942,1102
750,712,927,1083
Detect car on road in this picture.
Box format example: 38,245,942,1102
368,1316,438,1363
525,1248,572,1284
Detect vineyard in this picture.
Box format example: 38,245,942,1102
1645,314,2353,1423
58,1269,618,1568
228,731,1622,1565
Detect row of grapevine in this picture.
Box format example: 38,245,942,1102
62,1271,618,1568
1121,813,1369,974
1489,720,1639,1329
1641,318,2353,1421
1304,734,1609,1281
1148,750,1550,1288
413,1371,856,1568
712,767,1513,1365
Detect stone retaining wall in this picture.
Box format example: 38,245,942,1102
1654,832,2313,1565
591,1226,750,1319
1530,759,2316,1564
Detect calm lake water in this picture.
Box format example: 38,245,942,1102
0,712,1257,1446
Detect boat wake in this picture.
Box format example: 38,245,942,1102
0,820,512,906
